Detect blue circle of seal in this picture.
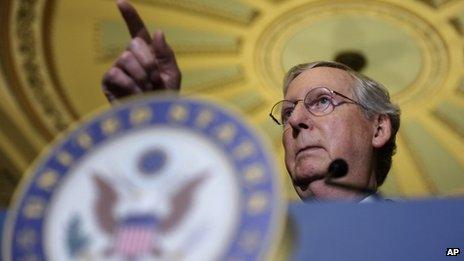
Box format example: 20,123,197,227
138,149,167,176
2,95,284,261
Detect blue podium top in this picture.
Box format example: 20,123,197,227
289,198,464,261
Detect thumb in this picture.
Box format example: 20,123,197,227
153,30,178,70
152,30,181,89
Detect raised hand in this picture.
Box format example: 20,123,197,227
102,0,181,102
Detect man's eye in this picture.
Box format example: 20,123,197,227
317,96,331,104
308,96,332,111
281,107,293,120
314,96,331,106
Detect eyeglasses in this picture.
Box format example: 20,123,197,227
269,87,366,125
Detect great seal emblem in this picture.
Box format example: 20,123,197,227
3,95,284,260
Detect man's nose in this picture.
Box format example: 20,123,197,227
288,102,311,130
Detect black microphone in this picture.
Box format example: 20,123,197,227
328,159,348,178
325,159,377,195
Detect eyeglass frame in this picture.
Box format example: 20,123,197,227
269,86,368,125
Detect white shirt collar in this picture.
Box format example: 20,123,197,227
359,194,379,203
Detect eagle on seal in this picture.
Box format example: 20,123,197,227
92,172,209,259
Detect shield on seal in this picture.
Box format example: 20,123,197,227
113,215,158,257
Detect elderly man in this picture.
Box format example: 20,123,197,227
274,62,400,201
103,0,400,202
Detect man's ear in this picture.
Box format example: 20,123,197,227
372,114,392,148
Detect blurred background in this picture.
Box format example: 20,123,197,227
1,0,464,207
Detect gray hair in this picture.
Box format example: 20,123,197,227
283,61,400,186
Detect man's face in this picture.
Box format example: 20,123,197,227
283,67,378,200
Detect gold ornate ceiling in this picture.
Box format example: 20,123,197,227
1,0,464,205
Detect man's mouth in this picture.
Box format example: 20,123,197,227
296,146,324,157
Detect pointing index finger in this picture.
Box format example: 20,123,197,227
116,0,151,43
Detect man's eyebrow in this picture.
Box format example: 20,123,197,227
283,98,302,104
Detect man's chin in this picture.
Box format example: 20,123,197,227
296,179,366,201
292,167,325,186
295,187,315,201
293,161,328,178
294,178,324,201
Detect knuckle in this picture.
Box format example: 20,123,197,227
118,51,133,64
130,37,143,50
103,67,119,83
141,55,155,69
134,72,147,83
